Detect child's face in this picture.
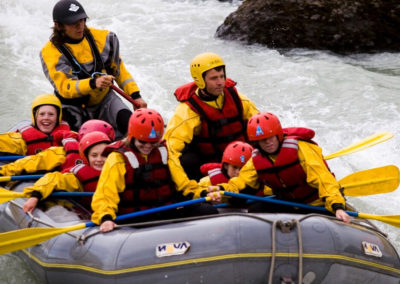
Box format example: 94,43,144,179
224,163,241,178
35,105,58,134
134,139,158,155
258,136,280,154
88,143,108,171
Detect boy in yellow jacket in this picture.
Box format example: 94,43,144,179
209,112,350,223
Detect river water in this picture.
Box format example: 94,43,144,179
0,0,399,282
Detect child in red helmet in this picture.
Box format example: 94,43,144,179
23,131,111,213
209,112,350,223
199,141,263,206
91,108,218,233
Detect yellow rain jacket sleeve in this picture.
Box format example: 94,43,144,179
91,152,126,224
0,132,27,155
40,27,140,107
164,90,258,199
198,176,212,188
220,141,345,212
0,147,66,176
24,172,83,200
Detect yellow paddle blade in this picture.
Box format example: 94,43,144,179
340,165,400,196
0,187,27,203
0,223,86,255
357,213,400,229
324,132,394,160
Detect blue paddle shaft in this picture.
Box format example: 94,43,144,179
223,191,360,218
84,197,209,227
10,175,44,181
51,192,94,197
0,156,25,161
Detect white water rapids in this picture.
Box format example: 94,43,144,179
0,0,399,282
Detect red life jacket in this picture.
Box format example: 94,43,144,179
174,78,246,162
200,163,229,185
61,138,83,171
252,136,321,204
200,162,262,198
69,163,101,209
19,121,70,155
104,141,176,214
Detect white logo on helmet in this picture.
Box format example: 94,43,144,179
69,4,80,12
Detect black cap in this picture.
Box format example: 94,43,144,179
53,0,88,25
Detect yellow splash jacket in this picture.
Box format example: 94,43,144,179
40,27,140,106
164,90,258,200
219,141,346,212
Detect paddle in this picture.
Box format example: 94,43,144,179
0,196,211,255
0,174,44,183
324,131,393,160
0,188,96,203
0,156,25,161
110,85,140,109
222,191,400,228
0,165,397,205
0,131,392,162
339,165,399,196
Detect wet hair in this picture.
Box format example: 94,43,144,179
202,66,225,81
50,23,89,48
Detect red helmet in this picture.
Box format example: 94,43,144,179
79,131,111,164
247,112,283,142
128,109,164,142
78,119,115,141
222,141,253,167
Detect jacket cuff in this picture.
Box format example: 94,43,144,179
30,191,43,200
332,203,345,212
89,78,96,89
101,214,113,223
130,91,141,99
200,190,208,197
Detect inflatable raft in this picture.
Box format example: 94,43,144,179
0,180,400,284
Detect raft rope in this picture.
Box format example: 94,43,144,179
268,219,303,284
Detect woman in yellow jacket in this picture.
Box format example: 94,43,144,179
0,94,71,157
209,112,350,223
0,119,114,177
23,131,112,213
164,52,259,201
40,0,146,139
91,109,218,233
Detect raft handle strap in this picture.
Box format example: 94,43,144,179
268,219,303,284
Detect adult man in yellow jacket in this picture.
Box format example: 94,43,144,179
40,0,146,139
164,52,259,201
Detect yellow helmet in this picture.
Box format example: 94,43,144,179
190,52,225,89
31,94,62,126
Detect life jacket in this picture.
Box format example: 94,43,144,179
200,163,229,185
200,162,262,199
70,163,101,209
19,122,70,155
54,29,114,106
174,78,246,162
252,134,322,204
104,141,176,213
61,138,83,171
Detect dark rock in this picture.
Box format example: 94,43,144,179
216,0,400,54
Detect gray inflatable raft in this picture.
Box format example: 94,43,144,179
0,181,399,284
